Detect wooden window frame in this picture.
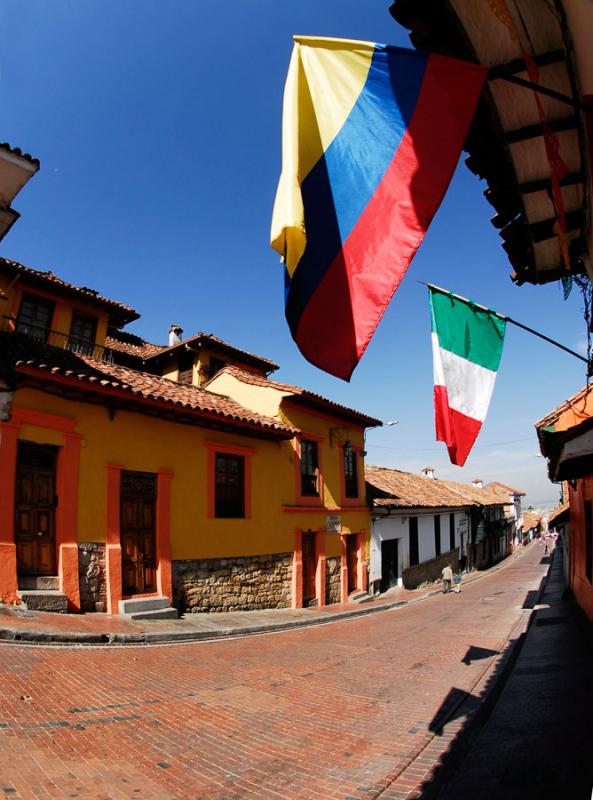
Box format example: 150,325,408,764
409,516,419,567
434,515,441,557
294,433,324,506
15,292,56,343
342,442,359,500
449,513,455,551
68,309,98,354
206,442,254,520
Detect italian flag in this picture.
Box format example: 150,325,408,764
429,286,506,466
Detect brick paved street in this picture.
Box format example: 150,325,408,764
0,545,550,799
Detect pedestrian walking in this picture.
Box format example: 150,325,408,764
441,564,453,593
453,572,462,593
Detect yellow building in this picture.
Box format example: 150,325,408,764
0,257,380,615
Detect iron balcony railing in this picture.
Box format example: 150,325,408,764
1,315,115,363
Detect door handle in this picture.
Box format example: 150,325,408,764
37,531,44,537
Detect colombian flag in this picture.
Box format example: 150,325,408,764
271,37,487,380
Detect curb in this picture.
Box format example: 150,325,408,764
0,545,531,647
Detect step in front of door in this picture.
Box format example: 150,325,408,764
18,575,60,592
118,596,178,620
17,590,68,613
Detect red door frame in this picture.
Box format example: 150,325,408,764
105,465,173,614
339,531,367,603
0,407,82,610
291,528,326,608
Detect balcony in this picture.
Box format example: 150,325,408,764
1,315,115,363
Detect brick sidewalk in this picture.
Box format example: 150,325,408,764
0,546,529,645
0,543,553,799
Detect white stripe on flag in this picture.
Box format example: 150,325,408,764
432,334,497,421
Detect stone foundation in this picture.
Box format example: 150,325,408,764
78,543,107,612
325,556,341,605
173,553,292,613
402,548,459,590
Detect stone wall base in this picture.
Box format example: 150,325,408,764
78,543,107,612
173,553,292,613
402,548,459,590
325,556,341,605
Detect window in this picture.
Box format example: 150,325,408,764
214,453,245,518
343,443,358,498
178,349,194,384
16,293,55,342
208,357,226,379
409,517,419,566
300,439,319,497
434,515,441,556
449,514,455,551
69,310,97,354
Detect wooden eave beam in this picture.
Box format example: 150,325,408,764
488,50,565,79
518,172,583,194
529,210,584,243
505,115,578,144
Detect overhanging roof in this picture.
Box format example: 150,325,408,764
537,413,593,480
389,0,590,286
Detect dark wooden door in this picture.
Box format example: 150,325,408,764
302,531,317,605
120,471,157,595
380,538,398,593
346,535,358,593
15,443,57,576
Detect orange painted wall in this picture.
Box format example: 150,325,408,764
568,476,593,623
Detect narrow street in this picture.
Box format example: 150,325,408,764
0,545,572,799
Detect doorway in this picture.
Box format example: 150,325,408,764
302,530,317,606
15,442,58,576
120,470,157,595
380,538,399,593
346,534,358,594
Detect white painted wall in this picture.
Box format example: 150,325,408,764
370,509,469,587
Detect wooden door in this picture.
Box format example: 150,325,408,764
380,538,398,593
302,531,317,605
120,471,157,595
15,443,57,576
346,534,358,594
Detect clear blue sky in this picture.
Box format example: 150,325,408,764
1,0,588,507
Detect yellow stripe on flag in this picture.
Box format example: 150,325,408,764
271,36,374,276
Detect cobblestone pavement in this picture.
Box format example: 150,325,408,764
0,545,551,799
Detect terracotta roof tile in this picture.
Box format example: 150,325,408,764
145,332,279,373
548,503,569,527
486,481,526,497
521,511,542,531
104,330,165,359
3,333,297,439
0,258,139,326
366,466,514,509
439,480,510,506
365,466,477,509
210,365,381,428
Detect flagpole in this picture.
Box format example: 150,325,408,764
422,282,589,365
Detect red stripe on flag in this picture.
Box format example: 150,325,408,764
434,385,482,467
295,54,487,380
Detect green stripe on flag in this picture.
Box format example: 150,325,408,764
429,288,506,372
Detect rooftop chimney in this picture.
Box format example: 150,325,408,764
472,478,483,489
168,324,183,347
421,466,435,479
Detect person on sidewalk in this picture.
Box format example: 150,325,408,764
441,564,453,593
453,572,462,594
